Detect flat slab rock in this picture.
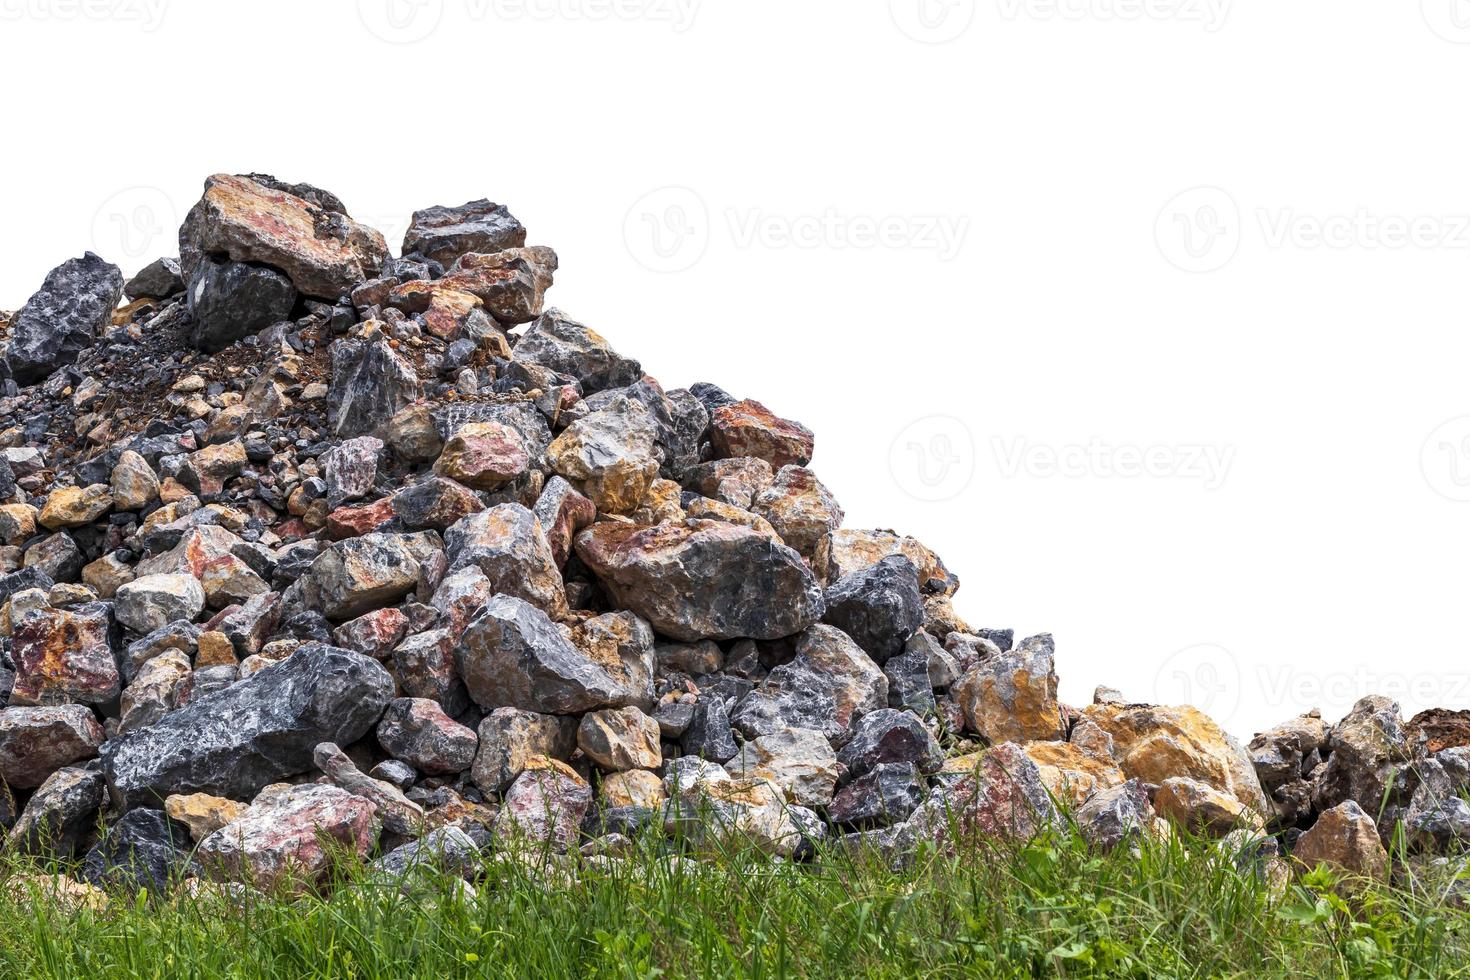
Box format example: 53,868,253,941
101,643,394,807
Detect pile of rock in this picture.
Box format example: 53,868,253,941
0,173,1460,897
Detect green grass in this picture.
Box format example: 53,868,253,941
2,827,1468,979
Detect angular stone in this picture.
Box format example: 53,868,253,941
302,533,423,621
458,595,636,714
444,504,566,619
1019,738,1125,807
1404,749,1470,850
512,309,642,395
1294,800,1388,882
710,400,814,470
326,498,396,540
822,556,923,664
385,402,444,464
953,636,1064,744
327,325,423,440
377,698,479,775
1076,779,1158,851
402,199,526,266
199,555,270,609
1155,776,1255,837
187,258,297,353
118,650,192,733
10,603,120,707
600,769,666,810
124,257,184,300
575,520,825,642
493,758,591,851
1084,702,1268,816
373,826,481,880
471,708,578,796
577,707,661,772
680,697,739,763
814,528,945,591
750,465,843,558
7,767,106,857
323,436,383,508
547,399,661,514
1248,712,1331,791
1408,708,1470,755
727,727,839,808
136,525,245,579
39,485,113,530
836,709,943,782
164,793,248,843
688,458,775,510
101,644,394,807
902,743,1057,850
665,772,801,859
331,607,408,660
115,573,206,634
0,504,37,546
829,762,924,828
81,809,194,893
6,252,123,386
569,612,657,711
392,476,483,532
1312,696,1414,817
885,633,938,715
110,450,161,511
532,476,596,568
434,422,530,491
24,533,82,583
197,783,381,892
0,705,105,789
393,628,470,717
180,174,388,300
313,742,423,836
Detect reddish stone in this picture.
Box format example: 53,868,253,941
709,399,814,470
326,497,396,540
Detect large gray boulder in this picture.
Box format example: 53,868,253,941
100,643,394,807
6,252,123,385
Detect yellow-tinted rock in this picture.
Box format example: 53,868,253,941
165,792,249,843
39,485,113,530
196,631,239,667
1083,702,1268,815
1292,800,1388,883
600,769,667,809
1022,741,1126,807
1154,776,1259,837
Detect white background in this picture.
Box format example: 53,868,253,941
2,0,1469,739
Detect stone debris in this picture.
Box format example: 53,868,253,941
0,172,1454,898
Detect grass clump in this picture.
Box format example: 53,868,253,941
0,826,1468,978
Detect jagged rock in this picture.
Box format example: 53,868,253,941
532,477,596,568
512,310,642,394
0,705,105,789
822,556,923,664
1019,738,1125,807
577,706,661,772
81,809,194,893
39,485,113,530
665,772,801,859
187,258,297,353
313,742,423,836
600,769,666,809
124,257,184,300
1154,776,1256,837
374,826,480,880
1312,696,1414,818
734,626,885,743
709,399,814,470
24,533,82,583
332,607,408,660
376,698,478,775
115,573,206,634
327,324,423,439
164,793,248,843
110,450,161,511
323,436,383,508
301,533,423,621
885,633,939,715
6,252,123,386
402,200,526,266
901,743,1058,850
547,398,661,514
1076,779,1158,851
835,709,943,781
750,465,844,558
952,635,1064,744
471,708,577,796
681,697,740,763
1408,708,1470,754
1404,749,1470,850
1293,800,1388,882
7,767,106,857
814,528,944,591
1249,712,1331,790
180,173,388,301
393,629,470,716
493,758,591,851
0,504,37,547
575,520,824,642
101,644,394,806
437,248,557,324
457,595,636,714
392,476,483,532
433,422,530,491
196,782,381,891
727,727,838,807
10,603,120,707
444,504,566,619
829,762,924,828
1084,702,1268,816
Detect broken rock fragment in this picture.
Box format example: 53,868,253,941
6,252,123,386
